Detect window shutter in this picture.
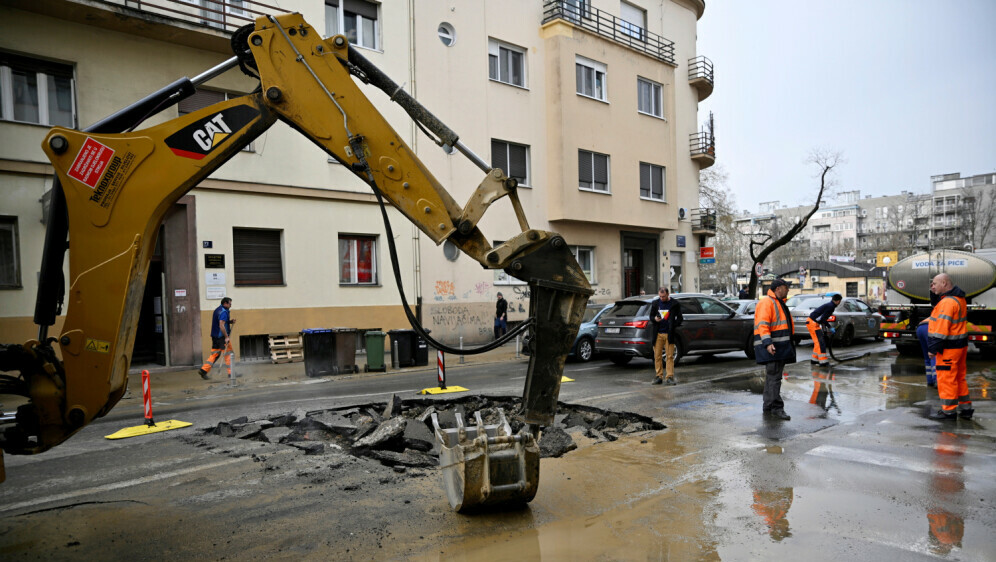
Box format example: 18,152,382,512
578,151,592,184
178,90,225,114
233,229,283,285
491,140,508,177
593,154,608,184
653,165,664,198
344,0,377,19
639,163,650,197
508,143,527,180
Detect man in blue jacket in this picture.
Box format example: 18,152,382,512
650,287,683,385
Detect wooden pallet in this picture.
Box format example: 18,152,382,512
270,348,304,363
268,334,304,350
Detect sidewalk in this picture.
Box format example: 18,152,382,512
125,343,528,403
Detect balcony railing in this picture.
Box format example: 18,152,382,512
691,208,717,234
689,131,715,168
542,1,676,65
688,56,714,101
110,0,287,34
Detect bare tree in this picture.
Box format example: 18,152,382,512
968,186,996,249
698,165,743,294
744,150,842,295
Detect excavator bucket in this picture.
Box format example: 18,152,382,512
431,409,539,512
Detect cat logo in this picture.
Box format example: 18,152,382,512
85,338,111,354
164,105,260,160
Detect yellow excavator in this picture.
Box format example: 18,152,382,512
0,13,591,511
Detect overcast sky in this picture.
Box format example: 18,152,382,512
697,0,996,214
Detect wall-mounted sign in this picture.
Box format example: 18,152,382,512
676,235,686,248
203,241,213,248
206,286,226,300
204,254,225,268
174,289,187,297
206,272,226,286
699,247,715,258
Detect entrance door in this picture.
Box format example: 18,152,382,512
132,228,167,366
624,249,643,297
670,252,684,293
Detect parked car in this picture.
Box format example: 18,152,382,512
596,293,755,365
729,299,758,316
789,297,884,346
523,303,612,362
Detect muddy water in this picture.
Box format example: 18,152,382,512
408,426,732,561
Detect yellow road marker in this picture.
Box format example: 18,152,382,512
105,420,193,440
420,385,469,395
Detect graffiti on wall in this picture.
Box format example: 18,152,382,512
428,303,493,338
433,280,456,301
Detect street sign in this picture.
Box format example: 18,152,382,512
699,258,716,264
699,247,715,258
754,262,763,276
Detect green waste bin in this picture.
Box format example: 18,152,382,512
364,331,386,372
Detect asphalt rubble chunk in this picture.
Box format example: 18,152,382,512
208,396,665,468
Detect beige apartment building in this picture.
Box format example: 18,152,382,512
0,0,714,367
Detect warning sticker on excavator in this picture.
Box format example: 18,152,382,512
68,138,115,189
85,338,111,353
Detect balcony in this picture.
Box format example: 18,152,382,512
689,131,715,169
541,0,676,65
691,208,717,235
688,56,714,101
10,0,288,53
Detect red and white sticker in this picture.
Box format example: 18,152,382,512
68,137,115,189
896,280,905,289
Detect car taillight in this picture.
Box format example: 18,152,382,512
827,315,836,322
624,320,648,328
969,334,990,342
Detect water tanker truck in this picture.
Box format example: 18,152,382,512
879,249,996,359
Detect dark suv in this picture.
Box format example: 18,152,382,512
596,293,755,365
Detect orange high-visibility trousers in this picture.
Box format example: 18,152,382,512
935,347,969,413
806,319,828,363
201,341,233,376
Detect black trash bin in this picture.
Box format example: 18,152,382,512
301,329,335,378
388,329,415,367
414,330,431,366
331,328,358,374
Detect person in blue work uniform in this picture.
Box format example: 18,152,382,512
916,289,941,387
199,297,235,379
807,294,842,366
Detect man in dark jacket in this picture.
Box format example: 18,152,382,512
650,287,683,385
807,293,842,366
753,279,795,420
494,292,508,339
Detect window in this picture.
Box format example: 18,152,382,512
570,245,595,282
198,0,246,29
637,77,662,118
325,0,379,50
639,162,665,201
438,22,456,46
233,228,284,286
491,139,530,187
564,0,590,22
575,56,606,101
0,217,20,289
578,150,610,193
619,1,646,40
488,39,526,88
178,89,254,152
0,52,75,128
339,234,378,285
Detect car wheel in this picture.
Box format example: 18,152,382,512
674,338,686,364
575,336,594,362
745,336,756,359
609,355,633,366
840,325,854,347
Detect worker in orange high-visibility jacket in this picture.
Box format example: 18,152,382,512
926,273,973,420
806,293,842,366
753,278,796,420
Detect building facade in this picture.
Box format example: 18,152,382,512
0,0,713,367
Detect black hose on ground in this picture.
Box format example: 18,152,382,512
823,324,870,363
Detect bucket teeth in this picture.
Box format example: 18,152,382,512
431,408,540,512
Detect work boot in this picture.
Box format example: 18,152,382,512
958,408,974,420
664,377,677,386
651,377,663,385
198,368,210,380
819,362,830,367
928,409,957,421
926,376,936,387
770,410,791,421
810,360,819,365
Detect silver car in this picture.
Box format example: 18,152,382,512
790,297,884,346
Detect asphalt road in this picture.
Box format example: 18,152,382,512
1,339,994,561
